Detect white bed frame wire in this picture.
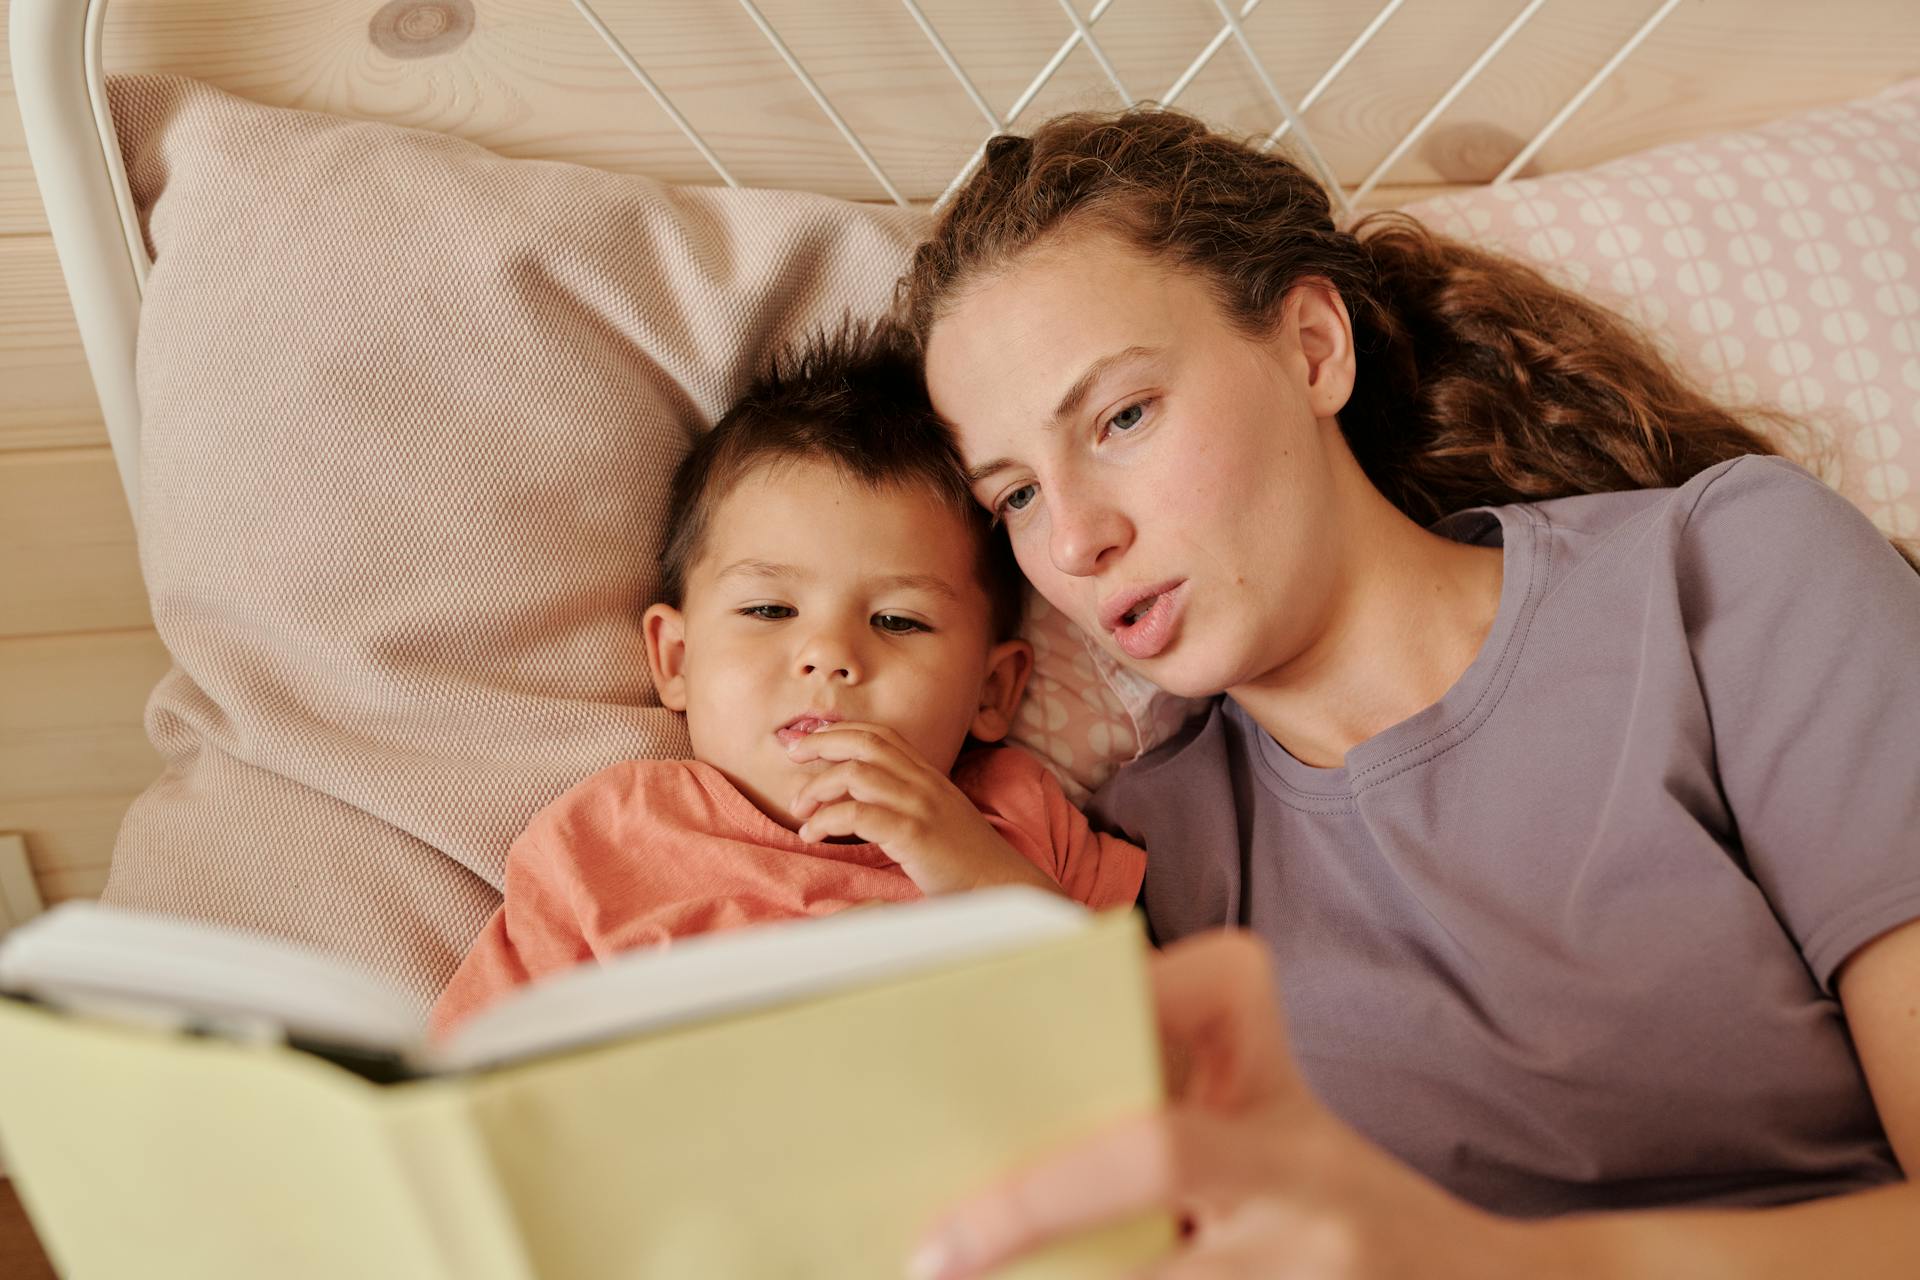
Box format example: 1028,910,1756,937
10,0,1688,514
567,0,1687,221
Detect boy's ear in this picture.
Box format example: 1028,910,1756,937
643,603,690,712
968,638,1034,743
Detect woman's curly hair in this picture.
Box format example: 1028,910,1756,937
902,108,1822,530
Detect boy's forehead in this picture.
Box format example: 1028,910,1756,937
690,458,988,596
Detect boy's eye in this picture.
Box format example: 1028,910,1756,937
873,613,931,634
1106,401,1147,434
740,604,794,620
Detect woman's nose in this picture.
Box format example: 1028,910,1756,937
795,629,863,682
1048,493,1132,578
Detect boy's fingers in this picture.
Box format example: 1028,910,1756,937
793,798,905,846
790,762,915,823
786,722,922,770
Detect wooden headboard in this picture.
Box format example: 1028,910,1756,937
1,0,1916,912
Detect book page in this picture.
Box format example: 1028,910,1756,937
432,887,1090,1074
0,902,422,1054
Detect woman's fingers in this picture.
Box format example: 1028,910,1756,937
1150,930,1296,1109
910,1111,1176,1280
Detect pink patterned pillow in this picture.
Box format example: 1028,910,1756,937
1404,80,1920,539
1009,593,1204,803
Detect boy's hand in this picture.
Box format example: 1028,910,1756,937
784,723,1061,898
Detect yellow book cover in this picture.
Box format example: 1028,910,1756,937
0,891,1171,1278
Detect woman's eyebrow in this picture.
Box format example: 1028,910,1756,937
965,344,1162,488
1050,344,1161,426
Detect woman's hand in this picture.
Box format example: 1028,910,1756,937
784,723,1059,897
908,930,1542,1280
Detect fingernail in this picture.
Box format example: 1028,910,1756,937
906,1236,954,1280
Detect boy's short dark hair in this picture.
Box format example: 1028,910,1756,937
658,319,1024,641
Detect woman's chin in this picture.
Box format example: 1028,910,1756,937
1112,646,1233,702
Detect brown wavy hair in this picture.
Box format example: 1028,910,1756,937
904,107,1834,531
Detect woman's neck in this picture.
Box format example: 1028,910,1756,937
1228,479,1505,771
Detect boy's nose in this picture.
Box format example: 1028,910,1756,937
795,633,862,682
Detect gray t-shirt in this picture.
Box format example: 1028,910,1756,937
1091,455,1919,1217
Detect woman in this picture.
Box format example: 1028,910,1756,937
900,110,1920,1277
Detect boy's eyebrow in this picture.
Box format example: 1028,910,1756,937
715,560,961,602
715,558,799,583
870,573,962,602
964,344,1161,487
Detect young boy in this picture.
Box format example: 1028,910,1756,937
429,322,1145,1037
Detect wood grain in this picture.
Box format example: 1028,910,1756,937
1,449,147,639
71,0,1919,200
0,11,48,237
0,238,107,453
0,628,169,813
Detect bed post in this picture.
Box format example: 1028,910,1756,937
10,0,146,517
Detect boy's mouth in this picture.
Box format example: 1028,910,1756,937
775,712,843,745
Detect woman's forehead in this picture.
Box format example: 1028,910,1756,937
925,238,1205,442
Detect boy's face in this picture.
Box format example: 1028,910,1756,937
644,458,1032,832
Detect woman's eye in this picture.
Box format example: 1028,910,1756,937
740,604,794,620
873,614,931,635
1106,401,1148,434
999,483,1038,516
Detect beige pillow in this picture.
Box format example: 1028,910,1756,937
105,74,929,1011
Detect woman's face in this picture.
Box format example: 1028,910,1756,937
924,231,1359,699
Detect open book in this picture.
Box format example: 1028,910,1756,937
0,890,1170,1279
0,888,1099,1077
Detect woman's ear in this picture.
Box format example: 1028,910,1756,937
643,603,690,712
968,638,1035,743
1285,278,1357,419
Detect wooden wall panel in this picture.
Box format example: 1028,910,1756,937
0,630,170,904
0,13,46,236
0,449,148,639
75,0,1920,201
0,238,107,452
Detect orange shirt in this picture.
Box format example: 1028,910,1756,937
429,747,1146,1039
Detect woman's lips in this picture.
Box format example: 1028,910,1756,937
1111,582,1186,660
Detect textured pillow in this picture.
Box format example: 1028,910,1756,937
104,75,908,1009
1404,79,1920,539
102,75,1173,1009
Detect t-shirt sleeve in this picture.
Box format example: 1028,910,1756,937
426,814,595,1042
1677,456,1920,991
962,748,1147,910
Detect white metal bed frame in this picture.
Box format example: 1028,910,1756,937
11,0,1689,518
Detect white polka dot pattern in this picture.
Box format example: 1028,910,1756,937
1407,80,1920,540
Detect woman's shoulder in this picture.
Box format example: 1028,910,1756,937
1088,698,1238,826
1669,453,1884,547
1505,454,1901,599
1525,454,1857,542
1642,454,1908,600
